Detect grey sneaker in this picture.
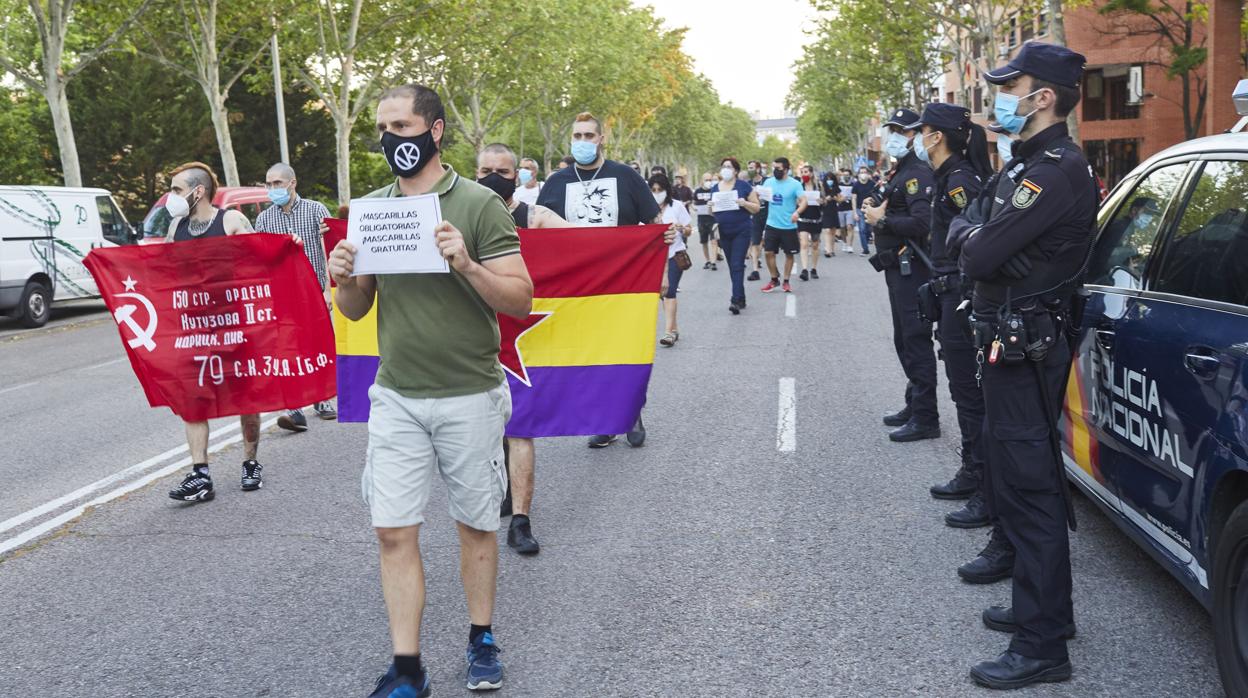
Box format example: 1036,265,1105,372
313,401,337,420
277,409,307,432
241,459,263,491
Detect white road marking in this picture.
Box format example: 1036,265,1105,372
0,381,38,396
785,295,796,317
0,417,268,537
81,357,127,371
777,377,796,452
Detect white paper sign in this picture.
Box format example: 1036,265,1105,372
347,194,449,275
694,203,710,216
711,190,740,212
803,190,821,205
756,186,773,201
839,185,853,199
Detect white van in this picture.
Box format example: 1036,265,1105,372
0,186,137,327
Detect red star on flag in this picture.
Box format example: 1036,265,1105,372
498,311,552,387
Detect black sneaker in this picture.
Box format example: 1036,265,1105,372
587,434,618,448
313,401,337,420
710,263,718,271
169,471,214,502
703,261,711,270
240,459,263,491
508,516,540,555
729,301,741,315
626,417,646,447
277,409,308,432
747,270,760,281
716,252,724,261
799,269,809,281
823,252,832,258
810,269,819,279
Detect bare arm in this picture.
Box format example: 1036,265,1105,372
739,189,761,214
223,210,254,235
326,241,378,321
533,205,575,229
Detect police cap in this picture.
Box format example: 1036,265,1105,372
883,108,921,129
908,102,973,131
984,42,1087,88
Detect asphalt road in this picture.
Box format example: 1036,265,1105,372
0,244,1224,696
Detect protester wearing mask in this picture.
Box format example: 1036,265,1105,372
650,173,692,347
849,167,876,256
513,158,542,207
819,171,840,258
759,157,807,293
747,160,769,280
161,161,266,504
692,173,720,270
862,108,941,444
255,162,337,430
328,84,535,697
537,111,675,450
475,143,572,559
836,169,856,253
795,164,824,281
713,158,760,314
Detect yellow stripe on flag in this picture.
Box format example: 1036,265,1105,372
333,287,379,356
523,293,658,367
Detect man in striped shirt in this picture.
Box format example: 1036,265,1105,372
256,162,337,428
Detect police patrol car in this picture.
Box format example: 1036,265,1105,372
1063,79,1248,693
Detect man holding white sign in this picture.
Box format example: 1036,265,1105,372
328,83,533,697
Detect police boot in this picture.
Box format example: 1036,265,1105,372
982,606,1077,639
957,528,1014,584
945,491,990,529
888,418,941,443
930,467,978,500
970,651,1072,690
882,405,912,427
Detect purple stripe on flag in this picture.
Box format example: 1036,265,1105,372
336,354,379,423
505,364,652,438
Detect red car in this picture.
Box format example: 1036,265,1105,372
140,186,271,243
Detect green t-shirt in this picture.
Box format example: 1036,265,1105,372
364,165,521,398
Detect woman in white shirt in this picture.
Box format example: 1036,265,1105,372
650,173,691,347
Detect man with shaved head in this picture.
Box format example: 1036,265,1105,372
255,162,336,428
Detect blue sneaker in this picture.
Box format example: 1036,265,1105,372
368,665,430,698
466,632,504,690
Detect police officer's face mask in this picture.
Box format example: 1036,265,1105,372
884,131,911,160
993,88,1043,135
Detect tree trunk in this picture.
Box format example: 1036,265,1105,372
45,79,83,187
335,118,352,205
1045,0,1081,143
205,90,240,187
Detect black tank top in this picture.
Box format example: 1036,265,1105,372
173,209,228,242
511,201,529,229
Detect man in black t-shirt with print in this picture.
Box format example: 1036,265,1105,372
692,173,719,270
538,111,672,450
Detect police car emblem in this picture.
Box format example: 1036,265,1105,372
949,186,967,209
905,178,918,195
1012,179,1043,209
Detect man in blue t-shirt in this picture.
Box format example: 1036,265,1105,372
760,157,806,293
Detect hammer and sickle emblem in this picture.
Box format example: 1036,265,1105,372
114,292,159,352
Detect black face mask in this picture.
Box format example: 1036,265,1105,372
477,172,517,202
773,167,785,179
381,126,439,178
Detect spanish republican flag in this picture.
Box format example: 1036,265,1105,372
334,224,668,437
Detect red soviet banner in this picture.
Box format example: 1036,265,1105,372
83,234,336,421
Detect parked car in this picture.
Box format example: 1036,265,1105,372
0,186,137,327
1063,80,1248,694
140,186,271,242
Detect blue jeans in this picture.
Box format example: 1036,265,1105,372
856,216,872,253
718,227,751,303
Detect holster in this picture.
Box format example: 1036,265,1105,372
868,248,898,273
917,282,941,324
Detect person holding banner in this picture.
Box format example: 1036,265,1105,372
159,161,267,502
255,162,338,431
537,110,675,450
475,141,572,557
328,84,533,697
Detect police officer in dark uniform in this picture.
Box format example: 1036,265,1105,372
862,108,940,443
948,42,1096,689
907,103,995,531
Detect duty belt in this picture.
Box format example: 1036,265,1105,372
969,305,1066,378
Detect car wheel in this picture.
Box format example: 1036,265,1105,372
1213,500,1248,696
18,280,51,328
